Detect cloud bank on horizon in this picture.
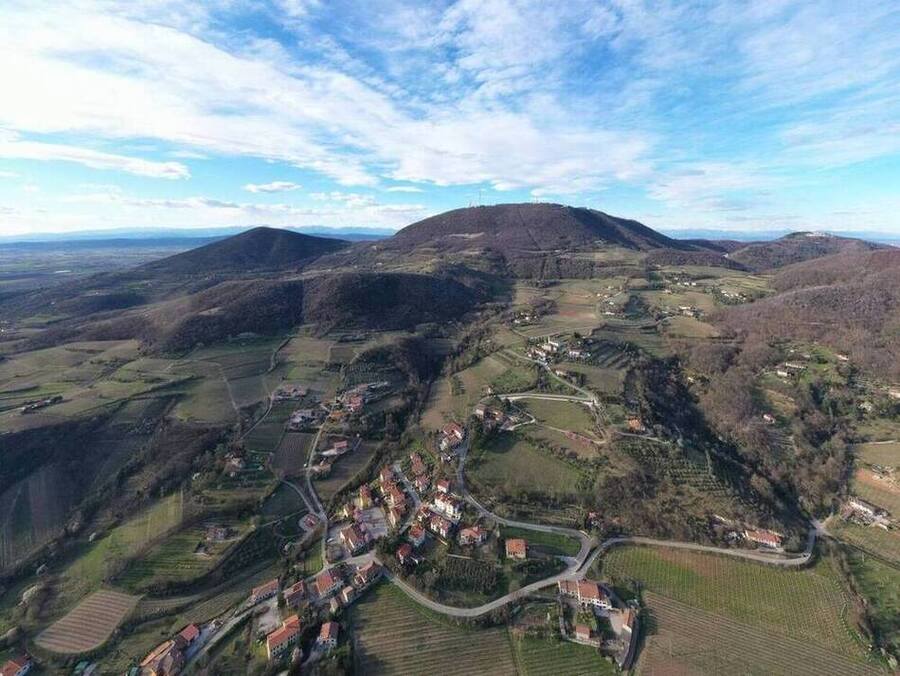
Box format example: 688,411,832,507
0,0,899,236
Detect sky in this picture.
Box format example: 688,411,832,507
1,0,899,237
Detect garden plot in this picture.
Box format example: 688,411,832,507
36,589,139,654
514,635,614,676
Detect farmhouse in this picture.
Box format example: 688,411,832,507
744,528,783,548
317,622,339,652
575,624,592,642
458,525,487,546
140,640,184,676
557,579,612,609
250,579,280,604
356,485,373,509
314,569,342,599
284,580,307,608
413,474,430,493
379,467,394,485
505,538,527,560
266,615,301,660
205,525,229,542
174,624,199,650
0,655,31,676
848,496,882,518
436,478,451,494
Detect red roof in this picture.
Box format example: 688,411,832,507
397,543,413,561
315,568,339,595
437,478,451,492
0,656,31,676
505,538,527,558
267,615,301,650
178,623,200,643
320,621,339,641
575,624,591,639
251,578,279,599
577,580,603,602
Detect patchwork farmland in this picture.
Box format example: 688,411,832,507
36,589,139,654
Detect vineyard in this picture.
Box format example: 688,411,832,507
602,546,865,658
350,584,518,675
37,589,139,654
437,556,498,595
513,636,615,676
831,521,900,565
638,592,882,676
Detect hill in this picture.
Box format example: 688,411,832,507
42,271,483,353
387,203,687,254
138,226,349,274
726,232,885,271
716,249,900,377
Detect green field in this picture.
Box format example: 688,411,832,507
513,636,614,676
554,362,624,394
831,521,900,565
521,398,595,432
855,441,900,466
500,526,580,557
601,546,865,658
350,584,518,675
468,433,585,497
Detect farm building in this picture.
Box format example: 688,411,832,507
284,581,307,608
266,615,301,660
140,640,184,676
317,621,339,651
250,579,280,604
459,525,487,546
505,538,527,560
744,528,783,548
314,569,342,599
0,655,32,676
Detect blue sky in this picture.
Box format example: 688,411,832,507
1,0,899,236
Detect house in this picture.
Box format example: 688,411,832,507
744,528,783,548
762,413,776,425
339,585,356,605
458,525,487,546
206,525,229,542
284,580,307,608
388,506,405,528
474,403,488,419
436,478,451,494
314,568,342,599
626,418,645,433
575,624,592,642
340,524,368,554
848,497,883,518
250,579,280,604
317,621,339,651
174,624,199,650
505,538,527,560
410,452,426,476
408,524,427,547
440,422,466,451
0,656,31,676
557,579,611,609
379,467,394,485
414,474,430,493
347,394,365,413
397,543,415,565
433,494,463,521
266,615,301,660
353,561,382,589
140,641,184,676
356,484,373,509
386,484,407,509
429,514,454,539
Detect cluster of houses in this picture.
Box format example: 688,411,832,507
843,496,892,529
287,406,325,431
438,422,466,453
0,654,32,676
332,381,391,419
526,336,593,365
139,623,202,675
20,394,62,414
273,384,309,401
773,360,806,380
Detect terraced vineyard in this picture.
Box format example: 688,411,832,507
639,592,882,676
351,585,517,675
37,589,140,654
512,636,614,675
602,546,865,657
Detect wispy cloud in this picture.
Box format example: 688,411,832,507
243,181,302,193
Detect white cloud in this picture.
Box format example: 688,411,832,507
243,180,302,193
385,185,423,193
0,132,189,179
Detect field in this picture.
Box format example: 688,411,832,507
554,362,624,394
36,589,140,654
521,398,595,432
831,521,900,565
468,433,585,497
662,315,720,338
846,549,900,657
350,584,518,675
313,441,377,502
855,440,900,466
601,546,866,658
271,432,316,476
513,636,614,676
637,591,881,676
500,526,580,557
